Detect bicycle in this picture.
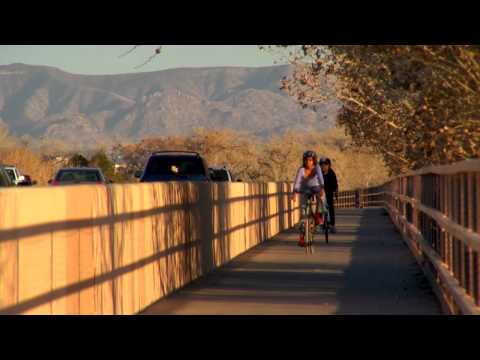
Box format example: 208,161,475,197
321,198,330,244
300,192,316,254
322,192,339,242
298,190,330,253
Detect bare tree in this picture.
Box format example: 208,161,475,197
263,45,480,174
119,45,163,69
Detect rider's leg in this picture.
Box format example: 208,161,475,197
313,190,324,226
326,192,336,232
326,192,335,225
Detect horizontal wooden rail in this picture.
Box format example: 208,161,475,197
336,189,386,209
401,159,480,177
385,191,480,252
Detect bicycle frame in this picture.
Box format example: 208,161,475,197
299,191,331,251
301,194,316,254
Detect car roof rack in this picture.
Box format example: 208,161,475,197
152,151,201,156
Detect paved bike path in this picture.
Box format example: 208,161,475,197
141,208,442,315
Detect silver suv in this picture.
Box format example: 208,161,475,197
3,165,35,186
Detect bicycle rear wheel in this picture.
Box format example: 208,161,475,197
324,222,329,244
304,217,309,254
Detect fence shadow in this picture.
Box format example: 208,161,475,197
0,182,299,314
139,208,444,315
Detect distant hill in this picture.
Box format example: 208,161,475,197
0,63,339,148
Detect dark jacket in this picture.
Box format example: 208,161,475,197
322,169,338,195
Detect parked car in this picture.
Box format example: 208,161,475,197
3,165,36,186
135,151,210,183
49,167,108,186
0,165,15,187
19,175,35,186
209,166,234,182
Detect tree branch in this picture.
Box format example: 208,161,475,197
119,45,141,59
339,94,402,130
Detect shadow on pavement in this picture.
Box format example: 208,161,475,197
334,208,442,314
141,208,443,315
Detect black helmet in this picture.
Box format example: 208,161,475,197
319,157,331,165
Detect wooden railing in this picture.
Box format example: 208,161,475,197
336,190,358,208
337,159,480,315
336,186,385,209
383,159,480,315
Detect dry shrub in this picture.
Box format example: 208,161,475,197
0,125,17,150
0,147,56,185
113,127,390,190
1,123,390,190
286,128,390,190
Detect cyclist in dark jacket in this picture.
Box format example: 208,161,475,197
319,157,338,233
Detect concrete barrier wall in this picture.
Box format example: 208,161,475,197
0,182,299,314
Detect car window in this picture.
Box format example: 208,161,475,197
56,170,102,183
4,169,16,182
0,169,13,187
210,169,230,182
144,156,207,180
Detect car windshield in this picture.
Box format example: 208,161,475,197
4,169,16,182
56,170,103,183
143,156,207,181
0,170,12,187
210,169,230,182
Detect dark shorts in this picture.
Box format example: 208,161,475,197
300,186,322,195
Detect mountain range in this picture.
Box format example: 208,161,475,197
0,63,338,148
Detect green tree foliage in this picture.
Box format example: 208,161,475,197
89,150,115,181
112,128,390,190
68,154,89,167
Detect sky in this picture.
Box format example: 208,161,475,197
0,45,282,75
